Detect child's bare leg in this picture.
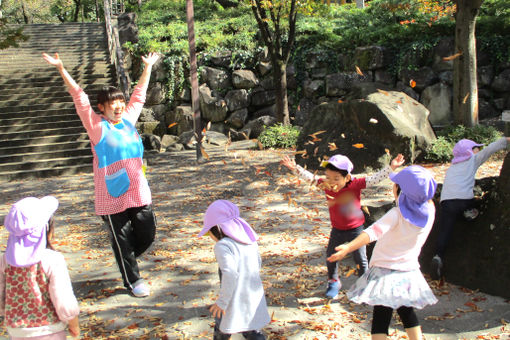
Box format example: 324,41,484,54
371,334,388,340
404,326,423,340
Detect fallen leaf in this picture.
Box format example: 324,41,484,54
463,92,470,104
409,79,417,88
337,99,344,103
168,122,178,128
200,146,210,160
352,143,364,149
377,89,390,96
443,52,462,61
355,65,364,76
328,142,337,151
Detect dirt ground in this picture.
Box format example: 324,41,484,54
0,143,508,339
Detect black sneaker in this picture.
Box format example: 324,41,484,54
430,255,443,280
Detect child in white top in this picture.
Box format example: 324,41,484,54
431,137,510,280
328,165,438,340
198,200,270,339
0,196,80,339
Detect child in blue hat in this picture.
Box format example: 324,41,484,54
328,165,438,340
282,153,404,299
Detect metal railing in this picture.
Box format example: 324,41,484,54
103,0,130,100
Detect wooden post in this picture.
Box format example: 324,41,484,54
503,110,510,137
186,0,204,162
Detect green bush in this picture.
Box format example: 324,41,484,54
258,124,301,149
425,125,503,163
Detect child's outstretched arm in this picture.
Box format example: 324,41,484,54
138,52,160,92
327,232,370,263
42,53,79,91
473,137,510,168
365,153,405,187
281,155,319,185
68,316,80,338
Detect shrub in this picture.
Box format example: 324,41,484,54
258,124,301,149
425,125,503,162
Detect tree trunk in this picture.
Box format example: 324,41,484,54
95,0,100,22
453,0,483,127
355,0,364,8
20,1,30,24
73,0,81,22
273,60,290,125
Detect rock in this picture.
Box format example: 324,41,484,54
232,70,259,89
252,105,276,119
478,65,494,87
150,104,168,122
400,66,438,91
395,81,419,101
491,69,510,92
493,97,506,110
305,51,328,70
146,82,166,105
178,130,197,149
166,105,193,136
310,68,328,79
374,70,395,85
177,87,191,101
139,108,157,122
117,12,138,46
226,108,248,129
432,37,454,72
241,115,277,139
296,91,436,172
229,128,250,142
257,61,272,76
210,50,232,68
303,79,324,98
345,82,393,101
354,45,388,70
136,121,161,135
200,66,231,90
438,71,453,85
198,84,228,122
160,134,179,149
287,64,297,90
294,98,316,127
225,89,249,112
325,72,371,96
150,55,167,82
479,99,498,119
141,133,161,152
250,88,276,107
259,76,275,90
204,131,229,147
420,83,452,126
165,143,185,152
210,122,226,134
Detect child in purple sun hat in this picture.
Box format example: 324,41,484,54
199,200,270,339
1,196,80,339
431,136,510,280
328,165,438,340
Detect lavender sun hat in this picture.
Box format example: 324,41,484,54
4,196,59,267
321,154,354,174
199,200,258,244
389,166,437,228
451,139,484,164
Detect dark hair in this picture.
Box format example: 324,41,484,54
96,86,125,112
209,226,225,240
325,163,349,177
46,216,55,250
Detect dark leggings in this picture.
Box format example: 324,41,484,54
435,199,476,257
371,305,420,335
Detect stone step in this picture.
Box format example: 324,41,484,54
0,79,111,91
0,49,108,57
0,113,79,125
0,147,92,164
0,119,83,133
0,126,86,141
0,163,93,181
0,85,106,96
0,65,113,77
0,102,78,114
0,132,89,148
0,73,112,86
0,90,102,102
0,108,79,120
0,158,93,180
0,56,109,66
0,140,91,155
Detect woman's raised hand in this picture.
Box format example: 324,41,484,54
141,52,159,67
281,155,297,172
42,52,64,69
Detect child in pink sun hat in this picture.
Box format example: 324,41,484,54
198,200,270,340
430,136,510,280
282,152,405,299
0,196,80,339
328,165,438,340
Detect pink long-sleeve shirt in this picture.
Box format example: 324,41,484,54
0,250,80,338
69,85,152,215
363,203,435,271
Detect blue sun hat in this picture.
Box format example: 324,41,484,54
389,166,437,228
321,154,354,174
451,139,484,164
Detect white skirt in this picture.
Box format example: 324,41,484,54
347,266,438,309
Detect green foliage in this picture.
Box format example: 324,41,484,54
258,124,301,149
425,125,503,163
0,18,28,49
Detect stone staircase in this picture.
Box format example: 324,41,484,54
0,22,116,181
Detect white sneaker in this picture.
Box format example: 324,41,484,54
132,281,150,297
430,255,443,280
463,208,479,221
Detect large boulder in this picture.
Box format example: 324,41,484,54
166,105,193,136
400,66,438,91
226,108,248,129
201,66,231,90
325,72,371,96
232,70,259,89
491,68,510,92
303,79,324,98
225,89,249,112
295,91,436,172
146,82,166,105
420,83,452,126
251,88,276,107
199,84,228,122
353,45,389,71
118,12,139,46
141,133,161,152
210,50,232,68
294,98,316,127
241,115,277,139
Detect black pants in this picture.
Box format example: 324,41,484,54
101,205,156,289
371,305,419,335
435,199,476,258
326,226,368,280
214,318,266,340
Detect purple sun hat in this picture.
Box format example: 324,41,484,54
199,200,258,244
452,139,484,164
389,166,437,228
4,196,59,267
321,154,354,174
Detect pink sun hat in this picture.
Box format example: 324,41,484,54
451,139,484,164
4,196,59,267
320,154,354,173
199,200,258,244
